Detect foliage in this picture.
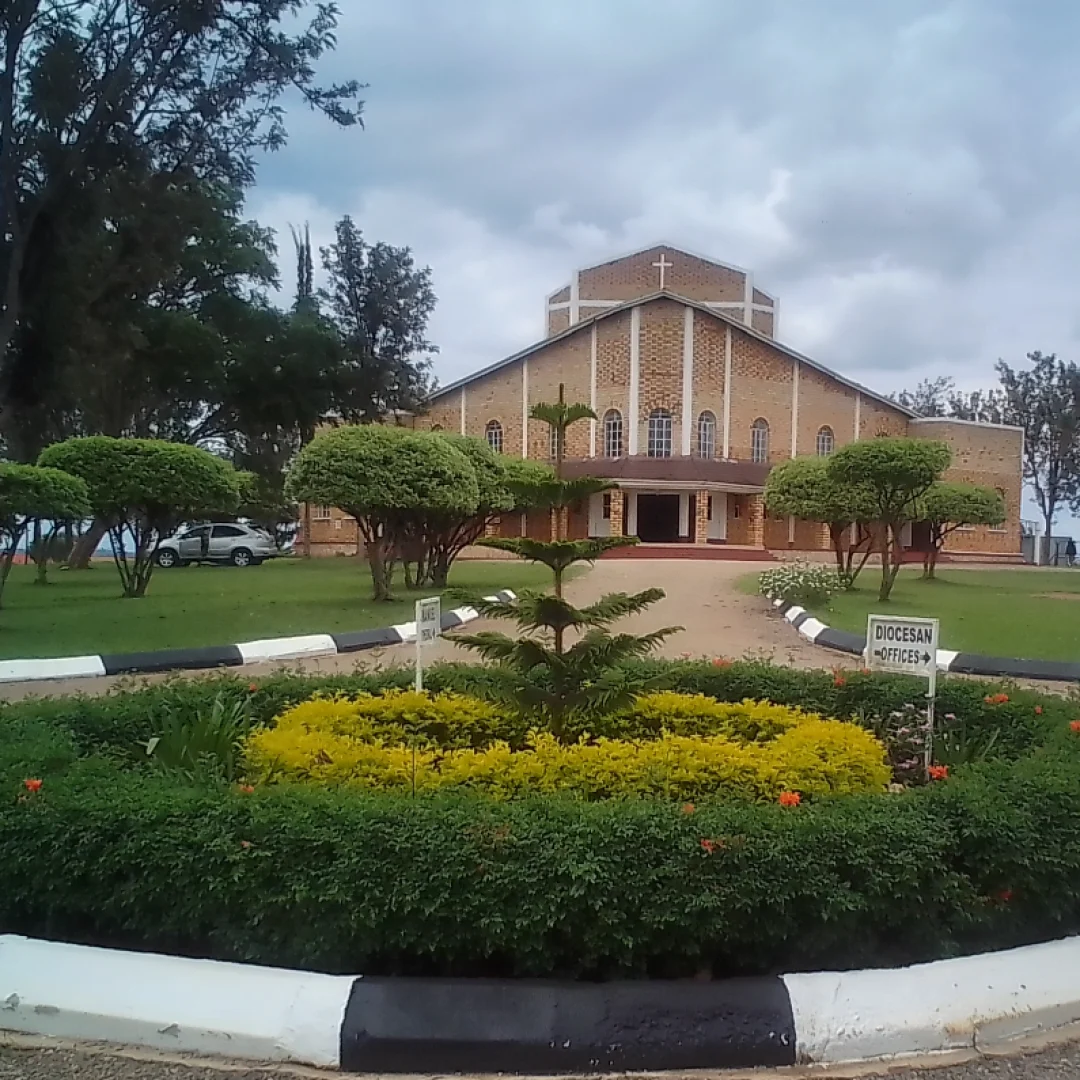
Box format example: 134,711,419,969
763,458,876,583
0,462,88,606
143,694,253,785
286,426,479,600
758,561,845,607
917,483,1005,578
828,438,951,601
38,437,240,597
891,376,1006,423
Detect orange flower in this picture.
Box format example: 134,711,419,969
22,778,42,793
240,840,252,850
700,838,719,855
984,693,1010,706
238,784,255,795
1070,720,1080,733
928,765,949,781
1035,706,1043,715
778,791,801,808
712,657,731,668
248,682,259,693
833,675,846,688
681,802,696,815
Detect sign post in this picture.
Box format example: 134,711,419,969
414,596,441,692
866,614,939,768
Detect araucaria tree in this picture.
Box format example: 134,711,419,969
454,392,680,734
828,438,951,602
286,427,479,601
918,483,1005,579
764,457,876,585
0,464,88,608
38,438,239,598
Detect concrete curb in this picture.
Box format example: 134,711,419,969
770,597,1080,683
0,591,517,685
4,934,1080,1071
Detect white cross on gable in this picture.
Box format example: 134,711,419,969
652,253,673,290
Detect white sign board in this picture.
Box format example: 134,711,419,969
414,597,441,691
865,614,939,682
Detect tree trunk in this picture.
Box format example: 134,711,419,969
366,540,391,601
1043,505,1056,565
67,517,109,569
430,552,451,588
829,524,846,575
878,527,893,602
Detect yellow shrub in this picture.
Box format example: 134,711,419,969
625,693,819,743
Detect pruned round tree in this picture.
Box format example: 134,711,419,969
918,482,1006,579
0,464,89,608
286,426,480,600
828,438,951,601
38,437,240,598
764,457,877,585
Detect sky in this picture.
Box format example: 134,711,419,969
249,0,1080,408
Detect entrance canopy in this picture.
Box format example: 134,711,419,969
562,456,769,490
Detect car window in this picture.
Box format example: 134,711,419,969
211,525,245,538
180,526,209,540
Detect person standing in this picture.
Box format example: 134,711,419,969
1066,537,1076,567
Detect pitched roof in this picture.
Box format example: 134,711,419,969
429,290,919,420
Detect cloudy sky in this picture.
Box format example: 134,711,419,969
250,0,1080,401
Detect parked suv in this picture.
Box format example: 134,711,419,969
155,523,279,568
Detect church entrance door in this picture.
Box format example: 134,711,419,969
636,493,680,542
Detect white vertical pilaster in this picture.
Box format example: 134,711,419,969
722,325,732,459
569,270,580,326
628,306,641,456
679,492,690,537
743,271,754,326
681,306,694,456
521,358,529,459
790,359,800,457
771,295,780,338
627,491,638,536
459,387,466,435
854,391,862,441
589,323,598,457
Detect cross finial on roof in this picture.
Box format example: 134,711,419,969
652,253,673,289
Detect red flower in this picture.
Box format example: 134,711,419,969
833,675,846,688
240,840,252,850
1035,706,1043,715
700,838,719,855
681,802,696,815
238,784,255,795
984,693,1010,706
997,888,1014,903
22,778,42,793
778,791,801,808
248,682,259,693
928,765,950,781
1070,720,1080,734
712,657,731,668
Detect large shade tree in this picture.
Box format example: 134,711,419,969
38,437,240,597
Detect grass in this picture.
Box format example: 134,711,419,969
763,566,1080,662
0,557,555,660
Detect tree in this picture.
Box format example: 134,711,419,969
0,463,88,608
234,471,297,550
38,437,240,598
453,397,680,735
918,483,1005,579
286,426,479,602
828,438,951,602
0,0,362,416
319,216,436,420
891,377,953,417
763,457,877,585
996,352,1080,559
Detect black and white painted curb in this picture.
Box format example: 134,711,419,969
771,597,1080,683
4,933,1080,1070
0,591,516,686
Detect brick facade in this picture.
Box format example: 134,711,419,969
300,246,1023,561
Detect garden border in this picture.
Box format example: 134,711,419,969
0,591,517,686
770,597,1080,683
4,932,1080,1071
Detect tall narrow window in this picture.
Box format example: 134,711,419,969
816,425,835,456
485,420,503,453
603,409,623,458
647,408,673,458
548,425,562,460
696,411,716,458
750,418,770,463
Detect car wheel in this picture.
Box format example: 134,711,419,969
156,549,178,568
231,547,253,567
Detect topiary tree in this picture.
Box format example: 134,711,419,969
828,438,951,602
286,425,480,601
0,463,89,608
38,437,240,598
764,457,877,586
453,388,681,735
918,482,1005,579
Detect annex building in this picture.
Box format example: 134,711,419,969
306,245,1023,558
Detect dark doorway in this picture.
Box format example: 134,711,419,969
636,494,680,542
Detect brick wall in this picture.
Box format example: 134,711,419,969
595,311,633,453
724,323,793,463
638,299,686,452
578,246,749,306
691,313,725,455
797,363,858,456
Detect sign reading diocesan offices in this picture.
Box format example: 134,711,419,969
865,615,940,678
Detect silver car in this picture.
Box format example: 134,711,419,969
155,523,279,568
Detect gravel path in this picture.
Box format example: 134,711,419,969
6,1038,1080,1080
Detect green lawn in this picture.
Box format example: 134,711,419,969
0,557,552,660
802,567,1080,661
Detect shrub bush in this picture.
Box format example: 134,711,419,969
758,561,843,606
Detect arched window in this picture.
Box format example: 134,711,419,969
750,418,769,463
696,411,716,458
485,420,503,453
603,409,623,458
816,425,834,456
430,423,443,431
647,408,673,458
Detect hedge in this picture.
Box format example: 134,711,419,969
4,755,1080,979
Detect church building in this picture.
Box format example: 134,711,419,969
307,245,1023,559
